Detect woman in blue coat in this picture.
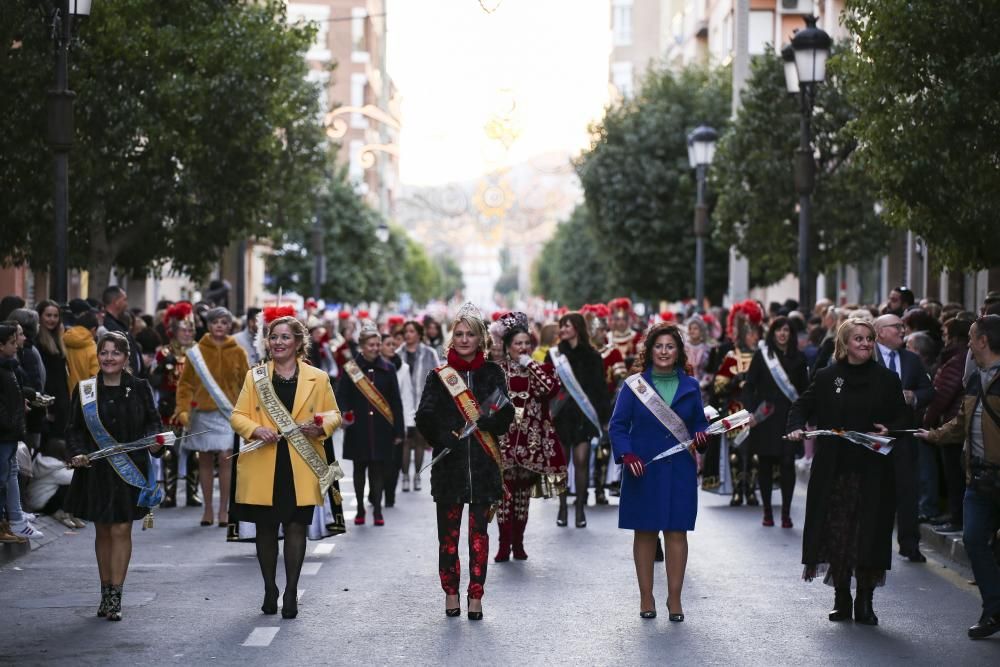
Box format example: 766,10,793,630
610,323,709,621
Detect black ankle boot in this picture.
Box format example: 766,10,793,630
828,587,852,621
556,498,568,527
854,587,878,625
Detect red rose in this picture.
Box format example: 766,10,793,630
190,401,198,408
155,434,166,446
873,444,881,451
313,415,324,426
343,411,355,425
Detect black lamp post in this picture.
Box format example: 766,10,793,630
49,0,91,303
688,125,717,312
783,15,831,311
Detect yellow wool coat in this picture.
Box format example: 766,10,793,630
64,326,98,394
174,334,249,426
230,360,342,506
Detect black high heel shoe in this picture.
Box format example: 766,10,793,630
556,501,568,527
575,501,587,528
281,591,298,619
467,596,483,621
445,595,461,617
261,586,279,615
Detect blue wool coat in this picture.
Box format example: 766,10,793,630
610,369,708,532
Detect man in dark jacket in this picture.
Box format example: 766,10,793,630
102,285,144,376
920,315,1000,639
874,314,934,562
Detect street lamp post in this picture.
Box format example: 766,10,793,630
48,0,92,303
783,15,831,311
688,125,717,312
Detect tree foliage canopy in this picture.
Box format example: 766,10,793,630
532,204,622,307
711,46,891,287
842,0,1000,270
0,0,325,293
574,66,732,303
267,165,462,305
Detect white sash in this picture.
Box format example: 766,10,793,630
624,373,691,445
758,342,799,403
186,345,235,418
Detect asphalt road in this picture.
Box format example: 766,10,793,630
1,454,997,666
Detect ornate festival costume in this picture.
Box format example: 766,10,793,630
149,302,200,508
702,300,763,503
492,312,568,561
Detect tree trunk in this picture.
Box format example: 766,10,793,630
86,221,116,299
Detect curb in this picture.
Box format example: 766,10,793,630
0,515,76,568
919,522,970,569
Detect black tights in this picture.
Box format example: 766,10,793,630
354,461,385,516
563,442,590,504
758,454,795,514
254,520,308,606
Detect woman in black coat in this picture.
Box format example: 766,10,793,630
416,304,514,621
787,318,905,626
743,316,809,528
336,324,404,526
546,312,611,528
36,300,71,438
66,332,166,621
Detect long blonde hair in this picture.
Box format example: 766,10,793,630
35,299,66,357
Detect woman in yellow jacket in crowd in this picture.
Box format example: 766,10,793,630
230,313,341,619
175,307,248,527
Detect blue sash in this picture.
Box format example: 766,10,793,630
79,378,163,508
550,348,602,441
757,342,799,403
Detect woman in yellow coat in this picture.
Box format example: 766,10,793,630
175,307,249,527
230,313,341,619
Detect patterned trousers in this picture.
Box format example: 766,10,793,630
436,502,491,599
497,468,533,549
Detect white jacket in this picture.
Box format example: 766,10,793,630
26,454,74,511
396,360,416,429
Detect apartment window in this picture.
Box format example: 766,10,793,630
349,140,364,183
612,0,633,47
611,61,634,99
351,7,367,54
350,73,368,128
749,11,774,56
287,3,331,62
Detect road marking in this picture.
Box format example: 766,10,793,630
301,562,322,576
242,627,279,647
313,543,334,555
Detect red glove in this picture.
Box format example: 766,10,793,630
693,431,709,452
623,453,645,478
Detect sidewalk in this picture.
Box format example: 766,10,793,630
796,457,972,571
0,514,80,568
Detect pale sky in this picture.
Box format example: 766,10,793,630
387,0,612,186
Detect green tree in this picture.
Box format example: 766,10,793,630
267,164,400,303
532,204,622,307
711,46,891,287
434,255,464,301
0,0,325,294
842,0,1000,270
401,238,440,305
575,66,731,303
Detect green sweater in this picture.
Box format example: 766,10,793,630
651,369,679,405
